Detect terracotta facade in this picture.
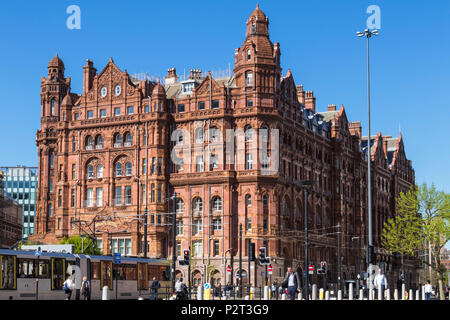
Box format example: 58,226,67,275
33,6,417,289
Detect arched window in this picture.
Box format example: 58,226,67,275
193,197,203,212
194,127,204,143
97,164,103,178
176,198,184,214
87,165,94,179
96,135,103,149
124,132,132,146
86,136,94,150
212,196,222,212
115,163,123,176
114,133,122,147
125,162,132,176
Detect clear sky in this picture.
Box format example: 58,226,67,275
0,0,449,194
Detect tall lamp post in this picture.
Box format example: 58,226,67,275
298,180,314,300
356,28,379,283
352,236,361,296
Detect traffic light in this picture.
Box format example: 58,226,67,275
179,249,190,266
183,249,190,265
321,261,327,272
259,247,267,264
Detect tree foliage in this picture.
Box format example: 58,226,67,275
382,183,450,300
59,235,102,255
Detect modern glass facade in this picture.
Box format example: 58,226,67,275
0,166,38,239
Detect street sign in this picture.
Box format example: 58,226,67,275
268,265,273,272
204,283,210,290
226,266,231,273
303,271,307,278
114,253,121,264
261,271,265,277
308,265,314,271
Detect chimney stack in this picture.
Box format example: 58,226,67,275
165,67,178,84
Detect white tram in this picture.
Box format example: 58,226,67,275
0,249,171,300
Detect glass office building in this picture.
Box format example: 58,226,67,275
0,166,38,239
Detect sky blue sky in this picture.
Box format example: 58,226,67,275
0,0,449,196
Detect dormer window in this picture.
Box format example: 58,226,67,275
182,81,195,94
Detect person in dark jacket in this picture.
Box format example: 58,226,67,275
150,277,161,300
283,267,301,300
80,276,91,300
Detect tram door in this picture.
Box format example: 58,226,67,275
51,258,66,290
100,261,113,290
137,263,148,290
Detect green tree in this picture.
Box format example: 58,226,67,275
59,235,102,255
382,183,450,300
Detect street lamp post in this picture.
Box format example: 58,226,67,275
170,192,177,294
356,28,379,282
298,180,314,300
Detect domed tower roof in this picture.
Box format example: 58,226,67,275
61,92,73,106
248,4,267,21
48,53,65,69
152,81,166,97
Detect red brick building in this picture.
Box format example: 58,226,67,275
33,5,416,289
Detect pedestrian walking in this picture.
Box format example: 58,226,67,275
424,280,433,301
80,276,91,300
225,282,232,298
271,280,278,299
63,274,75,300
175,278,188,300
283,267,301,301
150,277,161,300
374,268,387,300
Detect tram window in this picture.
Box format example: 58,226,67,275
18,259,35,278
51,258,66,290
36,260,50,278
0,255,17,289
91,262,100,280
114,264,136,280
162,267,170,281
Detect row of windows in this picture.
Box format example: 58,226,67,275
73,106,136,121
3,180,38,189
176,218,222,236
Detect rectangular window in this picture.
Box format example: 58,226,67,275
87,110,94,119
210,154,218,170
157,158,162,174
193,220,202,235
213,219,222,231
142,158,147,174
72,138,76,152
212,100,219,109
115,187,122,205
157,184,162,203
246,100,253,107
144,105,150,113
196,156,204,172
245,153,253,170
72,164,76,179
125,186,132,205
177,104,185,113
0,255,16,289
58,218,62,230
49,180,53,192
176,242,181,256
213,240,220,256
176,220,183,236
58,189,62,207
100,109,107,118
247,218,252,230
127,106,134,115
198,101,205,110
193,241,202,257
48,204,53,217
87,188,94,207
71,188,75,207
96,188,103,207
74,113,79,120
114,107,120,116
